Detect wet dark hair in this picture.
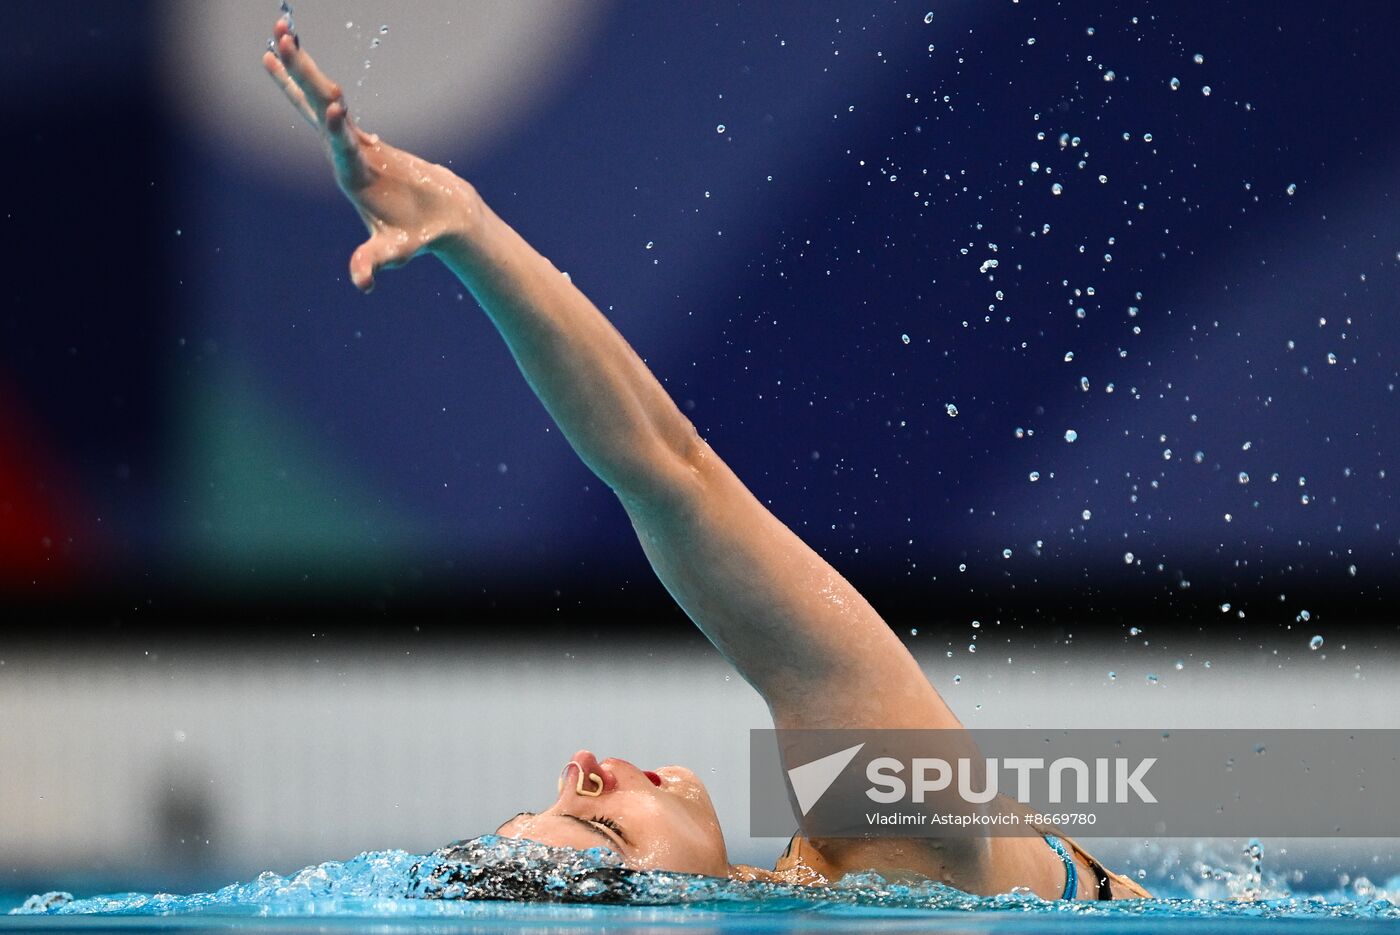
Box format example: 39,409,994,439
407,835,648,903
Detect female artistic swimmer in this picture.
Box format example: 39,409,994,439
263,16,1148,901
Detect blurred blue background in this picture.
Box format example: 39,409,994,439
3,0,1397,625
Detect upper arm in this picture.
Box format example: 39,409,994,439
618,438,962,732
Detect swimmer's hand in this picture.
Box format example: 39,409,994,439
262,16,479,293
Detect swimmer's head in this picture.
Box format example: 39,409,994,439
492,749,728,877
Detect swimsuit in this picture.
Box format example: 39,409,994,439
1035,827,1153,900
1043,834,1079,899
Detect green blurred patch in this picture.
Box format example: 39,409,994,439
179,376,413,582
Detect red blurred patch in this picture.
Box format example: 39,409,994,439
0,384,81,588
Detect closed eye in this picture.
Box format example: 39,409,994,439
494,810,629,850
559,813,628,849
587,815,630,846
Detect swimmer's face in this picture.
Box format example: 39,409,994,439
493,749,728,877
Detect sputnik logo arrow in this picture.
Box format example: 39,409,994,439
786,743,865,816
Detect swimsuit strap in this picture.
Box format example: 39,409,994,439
1030,821,1150,900
1042,834,1078,900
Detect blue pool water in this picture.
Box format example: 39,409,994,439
4,838,1397,934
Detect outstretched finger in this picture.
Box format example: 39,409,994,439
275,22,343,121
325,99,369,187
262,50,317,127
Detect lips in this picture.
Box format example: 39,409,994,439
610,757,662,787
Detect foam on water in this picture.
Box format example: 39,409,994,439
10,837,1399,922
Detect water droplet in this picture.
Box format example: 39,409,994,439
1201,85,1212,96
1108,671,1117,680
1309,635,1324,651
1029,471,1041,482
1174,659,1185,671
953,674,961,684
1103,70,1116,82
910,627,920,637
1146,673,1159,685
1051,182,1064,196
1193,53,1205,65
1286,182,1297,196
1063,350,1075,362
945,402,959,417
1238,471,1250,484
1002,548,1013,559
958,563,967,572
716,124,726,134
901,333,910,344
379,24,389,34
1081,509,1092,521
1297,609,1312,622
1169,77,1181,91
1064,429,1078,443
645,241,654,250
1124,551,1135,564
924,11,935,24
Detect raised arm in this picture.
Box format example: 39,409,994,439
264,20,960,733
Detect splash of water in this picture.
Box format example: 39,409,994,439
11,836,1400,921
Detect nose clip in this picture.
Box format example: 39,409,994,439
558,762,605,797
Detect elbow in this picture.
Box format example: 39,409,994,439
612,420,710,515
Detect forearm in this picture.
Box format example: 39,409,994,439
433,188,958,733
434,188,699,503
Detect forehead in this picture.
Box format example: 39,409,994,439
496,812,617,852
